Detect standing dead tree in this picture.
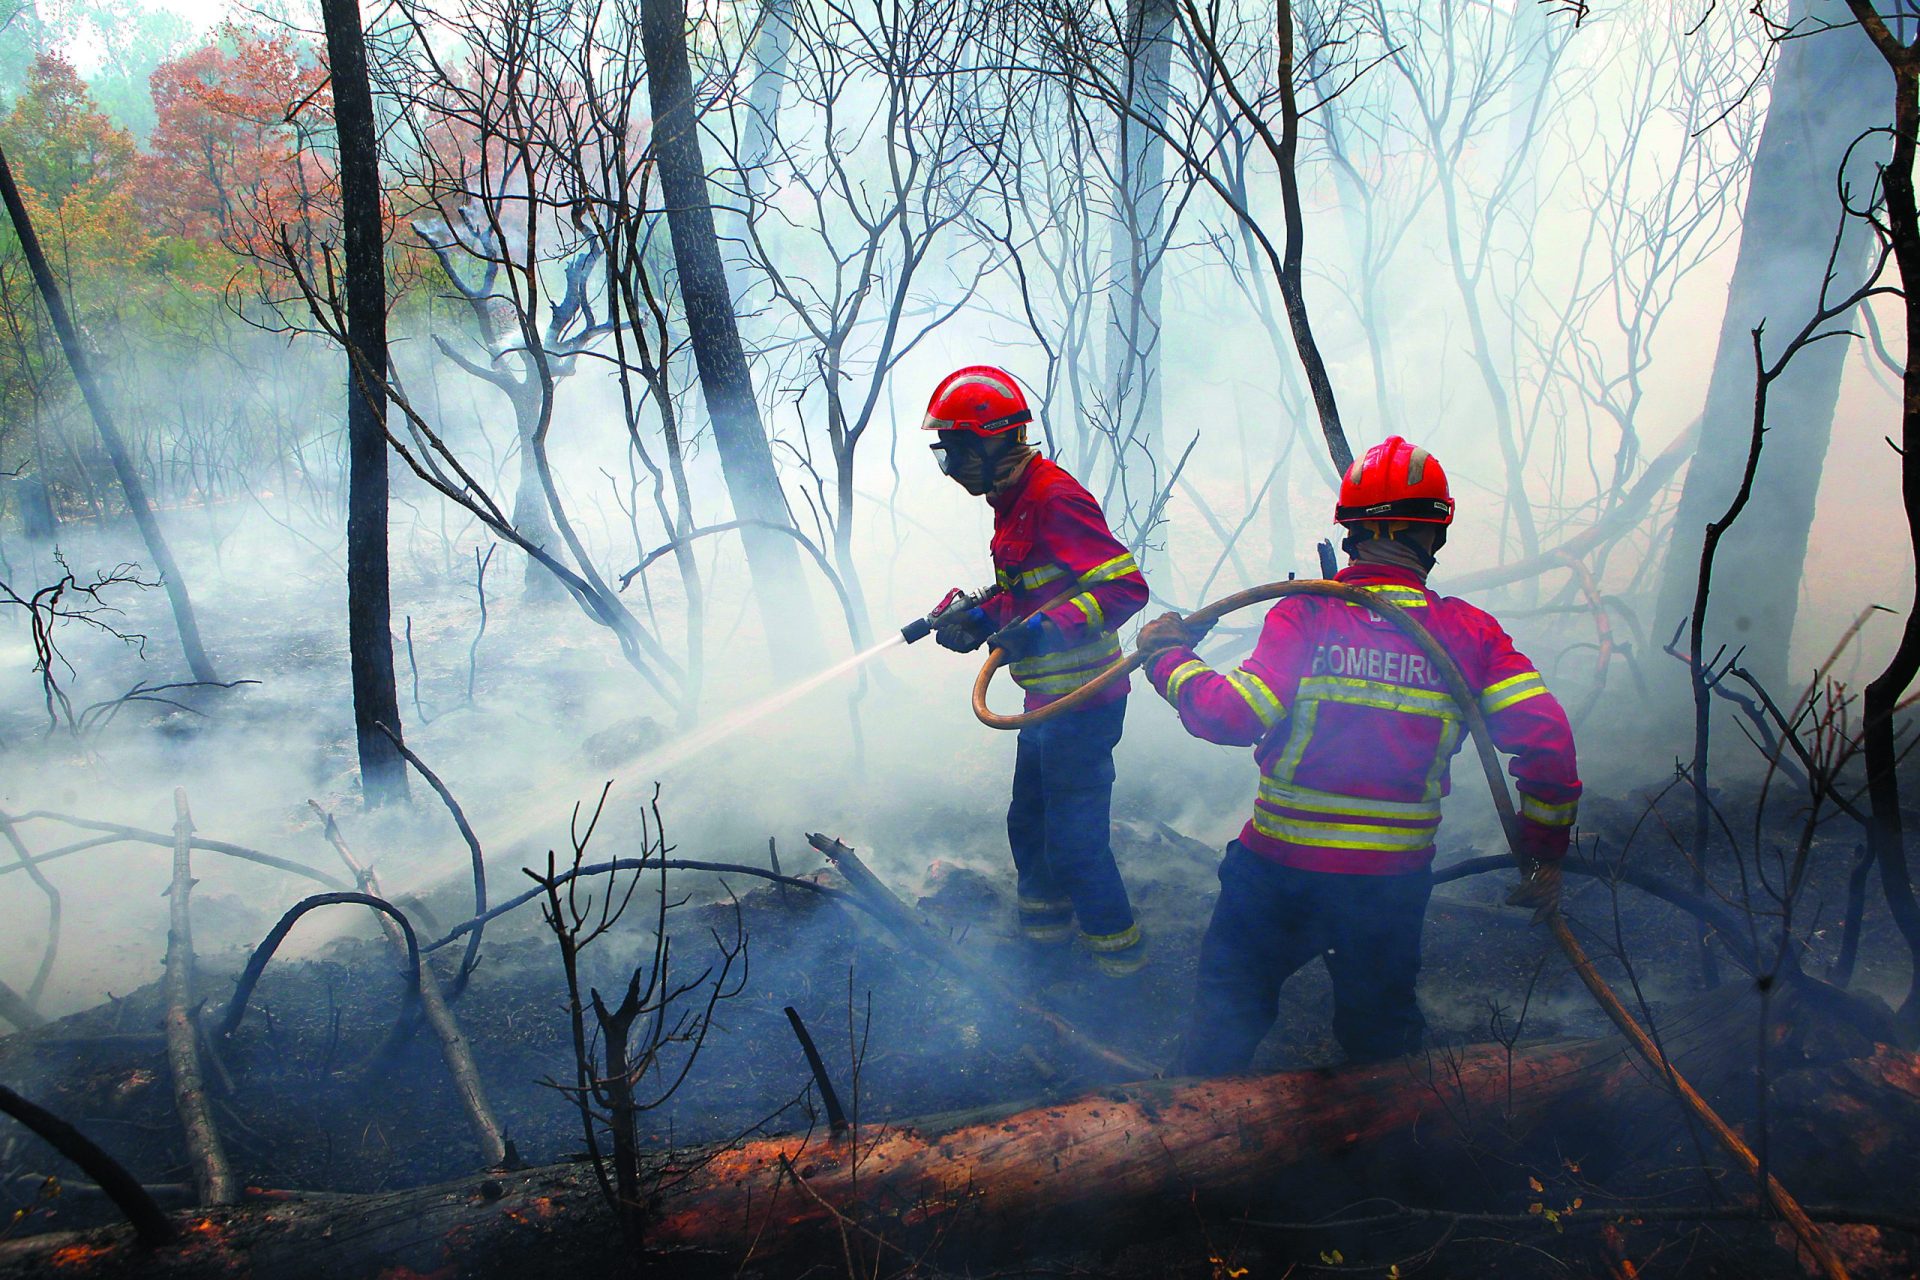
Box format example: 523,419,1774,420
1508,3,1758,612
276,13,694,714
1369,0,1572,566
529,786,746,1238
1028,0,1355,479
0,144,216,684
641,0,825,676
1841,0,1920,1044
1685,189,1896,985
319,0,408,806
1658,0,1890,696
723,0,996,642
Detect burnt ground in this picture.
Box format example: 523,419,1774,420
3,774,1919,1278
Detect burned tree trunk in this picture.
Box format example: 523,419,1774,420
1843,1,1920,1045
162,791,234,1207
1655,0,1886,694
1105,0,1174,514
638,0,824,676
319,0,408,806
0,145,216,685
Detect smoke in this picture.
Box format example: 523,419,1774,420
1,9,1914,1243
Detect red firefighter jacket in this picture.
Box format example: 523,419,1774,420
983,456,1148,710
1146,562,1580,874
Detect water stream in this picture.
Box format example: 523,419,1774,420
481,633,910,855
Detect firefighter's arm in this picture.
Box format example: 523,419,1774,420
980,580,1017,627
1142,605,1297,746
1032,491,1147,642
1474,624,1582,863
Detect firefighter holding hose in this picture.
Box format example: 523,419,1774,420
1135,436,1581,1072
919,366,1150,977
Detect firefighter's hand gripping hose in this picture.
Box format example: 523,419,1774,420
972,579,1850,1280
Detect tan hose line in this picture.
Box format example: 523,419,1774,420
973,579,1848,1280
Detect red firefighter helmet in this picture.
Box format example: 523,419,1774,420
922,365,1032,436
1335,436,1455,526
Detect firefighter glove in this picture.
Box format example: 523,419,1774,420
989,614,1058,661
1504,857,1563,924
935,607,994,654
1135,610,1211,655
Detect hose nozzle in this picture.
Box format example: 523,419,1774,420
902,584,1000,644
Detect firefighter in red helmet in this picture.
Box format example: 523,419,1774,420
923,366,1151,976
1135,437,1580,1071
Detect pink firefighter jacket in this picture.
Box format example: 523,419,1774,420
984,456,1149,711
1145,562,1581,874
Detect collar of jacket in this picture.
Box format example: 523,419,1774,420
1335,560,1430,589
988,452,1043,510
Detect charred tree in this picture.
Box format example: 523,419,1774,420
0,145,216,685
1843,1,1920,1045
320,0,408,806
1105,0,1174,514
1656,1,1886,694
639,0,824,675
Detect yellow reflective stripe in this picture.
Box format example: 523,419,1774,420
1162,658,1208,701
1081,923,1141,952
1346,584,1429,609
1297,675,1460,718
1018,564,1067,590
1013,631,1122,676
1012,631,1124,693
1065,591,1104,630
995,568,1013,587
1225,669,1285,729
1078,552,1140,585
1249,811,1437,851
1481,670,1548,714
1257,778,1441,822
1519,793,1578,827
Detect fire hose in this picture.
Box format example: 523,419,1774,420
967,578,1848,1280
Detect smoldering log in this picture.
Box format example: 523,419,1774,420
310,803,509,1167
806,832,1157,1079
3,981,1913,1279
161,791,234,1208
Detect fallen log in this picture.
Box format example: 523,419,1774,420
161,791,233,1207
0,811,348,890
0,977,45,1033
309,802,509,1167
806,832,1158,1079
5,981,1910,1278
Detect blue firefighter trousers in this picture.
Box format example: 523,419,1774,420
1006,696,1136,941
1178,842,1431,1075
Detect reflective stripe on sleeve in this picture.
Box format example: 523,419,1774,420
1079,551,1140,585
1162,658,1209,701
1064,591,1104,629
1224,669,1285,729
1519,792,1578,827
1480,670,1548,715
